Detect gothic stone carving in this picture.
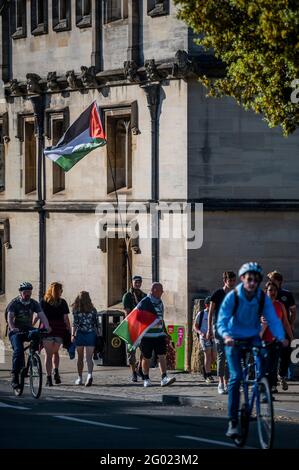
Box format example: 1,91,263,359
148,0,168,17
80,66,97,88
47,71,60,91
124,61,139,82
26,73,42,94
145,59,166,82
172,50,194,78
8,79,23,96
66,70,81,89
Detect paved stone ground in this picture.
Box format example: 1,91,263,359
1,349,299,422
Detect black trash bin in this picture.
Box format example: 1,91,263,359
96,310,126,366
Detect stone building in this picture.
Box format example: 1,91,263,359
0,1,298,367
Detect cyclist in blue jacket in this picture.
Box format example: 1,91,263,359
217,262,288,438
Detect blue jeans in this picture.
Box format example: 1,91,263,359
225,337,264,423
9,329,39,374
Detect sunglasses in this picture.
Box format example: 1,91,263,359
246,276,259,284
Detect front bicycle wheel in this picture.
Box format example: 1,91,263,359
256,377,274,449
29,353,42,399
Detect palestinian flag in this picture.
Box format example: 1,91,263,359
113,297,160,349
44,101,106,172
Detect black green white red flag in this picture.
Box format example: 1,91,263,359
113,297,160,350
44,101,106,172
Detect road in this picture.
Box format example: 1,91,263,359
0,381,299,450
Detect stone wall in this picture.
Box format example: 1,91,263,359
0,212,39,337
187,80,299,200
12,0,93,80
142,1,187,61
188,211,299,336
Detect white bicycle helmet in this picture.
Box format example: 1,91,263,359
238,262,263,280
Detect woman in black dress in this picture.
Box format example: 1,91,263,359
41,282,71,386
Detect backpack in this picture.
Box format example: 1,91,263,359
196,310,205,338
197,310,205,330
232,289,265,317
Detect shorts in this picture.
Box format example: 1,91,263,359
140,336,167,359
200,336,215,352
75,330,97,347
43,336,63,345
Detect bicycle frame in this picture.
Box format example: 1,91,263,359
13,329,47,398
234,342,274,449
240,346,263,415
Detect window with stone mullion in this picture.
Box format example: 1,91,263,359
147,0,169,17
31,0,48,36
37,0,44,23
0,124,4,192
82,0,91,16
53,0,71,32
105,0,128,24
0,231,5,294
76,0,92,28
52,118,65,194
106,113,132,193
11,0,27,39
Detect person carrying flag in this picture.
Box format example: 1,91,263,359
122,275,146,382
139,283,176,388
114,282,176,387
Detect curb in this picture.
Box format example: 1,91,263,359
162,394,226,409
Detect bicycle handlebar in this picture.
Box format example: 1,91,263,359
232,338,283,349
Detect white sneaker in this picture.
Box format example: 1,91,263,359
226,421,239,438
144,379,153,387
75,377,83,385
161,376,176,387
218,383,225,394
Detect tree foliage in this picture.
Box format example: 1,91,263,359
174,0,299,135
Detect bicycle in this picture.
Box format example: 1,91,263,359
232,340,274,449
13,329,47,399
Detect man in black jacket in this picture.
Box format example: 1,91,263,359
122,275,146,382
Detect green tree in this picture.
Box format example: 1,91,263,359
174,0,299,135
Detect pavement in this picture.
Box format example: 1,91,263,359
1,348,299,423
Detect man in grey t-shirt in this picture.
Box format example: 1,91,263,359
7,282,50,389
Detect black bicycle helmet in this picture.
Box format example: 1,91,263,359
19,281,33,291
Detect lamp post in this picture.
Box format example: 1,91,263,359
141,83,161,282
30,95,46,301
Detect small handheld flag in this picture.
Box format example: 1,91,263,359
44,101,106,172
113,299,160,350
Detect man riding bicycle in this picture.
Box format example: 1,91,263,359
7,282,50,389
217,262,288,438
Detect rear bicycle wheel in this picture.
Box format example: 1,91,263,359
29,353,42,399
256,377,274,449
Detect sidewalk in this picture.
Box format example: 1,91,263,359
1,349,299,421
